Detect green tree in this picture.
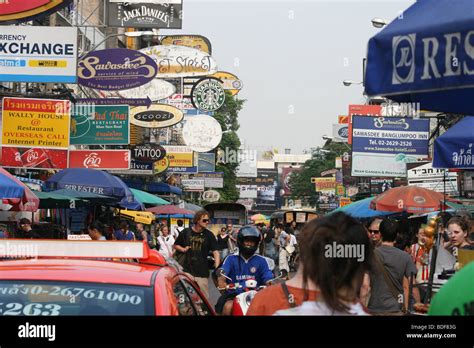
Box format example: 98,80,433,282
289,142,350,207
213,92,245,202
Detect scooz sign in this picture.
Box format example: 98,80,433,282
77,48,157,91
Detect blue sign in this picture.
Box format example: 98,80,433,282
198,153,216,173
167,166,198,174
352,116,430,156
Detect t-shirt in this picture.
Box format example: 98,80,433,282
274,301,369,316
264,229,275,244
157,235,175,258
368,245,417,313
217,234,229,250
279,231,289,247
172,226,184,239
174,227,218,278
428,262,474,315
247,283,319,316
114,230,135,241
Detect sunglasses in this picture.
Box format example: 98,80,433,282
202,219,210,223
368,229,380,234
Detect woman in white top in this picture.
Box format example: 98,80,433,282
275,212,372,316
157,225,175,259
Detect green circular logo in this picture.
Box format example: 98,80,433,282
192,78,225,112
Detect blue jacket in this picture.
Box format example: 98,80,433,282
221,254,274,294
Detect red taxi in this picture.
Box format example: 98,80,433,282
0,239,215,316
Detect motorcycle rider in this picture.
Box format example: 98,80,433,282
215,225,274,315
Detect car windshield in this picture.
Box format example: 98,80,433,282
0,281,154,316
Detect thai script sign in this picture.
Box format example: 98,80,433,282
69,150,130,170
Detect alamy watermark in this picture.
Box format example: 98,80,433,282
0,241,38,258
324,242,365,262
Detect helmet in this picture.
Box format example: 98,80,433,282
237,225,261,257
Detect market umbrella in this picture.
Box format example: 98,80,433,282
130,188,170,206
365,0,474,114
146,205,194,215
370,186,446,214
34,191,86,209
183,202,203,212
250,213,270,225
433,116,474,169
44,168,143,210
0,168,39,212
329,197,394,219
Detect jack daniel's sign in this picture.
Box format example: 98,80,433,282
107,0,182,29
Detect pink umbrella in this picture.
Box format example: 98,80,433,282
146,205,194,215
0,168,39,212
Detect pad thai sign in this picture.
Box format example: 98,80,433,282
107,0,182,29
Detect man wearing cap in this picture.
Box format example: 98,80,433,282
17,218,40,239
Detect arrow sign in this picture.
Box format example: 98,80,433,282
75,97,152,107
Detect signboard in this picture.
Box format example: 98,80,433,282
182,115,222,152
163,145,194,167
131,144,166,162
130,104,183,128
69,150,130,170
107,1,182,28
281,167,299,196
1,147,68,169
162,35,212,55
210,71,243,96
117,79,176,101
110,159,154,175
191,78,226,112
235,148,257,178
0,26,77,83
370,178,393,195
407,162,458,195
332,124,349,143
0,0,73,24
202,190,220,202
315,177,336,194
237,185,258,199
198,153,216,173
338,115,349,124
77,48,158,91
351,116,430,177
181,179,205,192
194,172,224,188
140,45,218,78
70,105,129,145
339,197,352,207
68,234,92,241
348,104,382,144
154,157,170,174
2,97,70,148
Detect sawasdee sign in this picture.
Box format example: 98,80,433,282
351,116,430,177
77,48,158,91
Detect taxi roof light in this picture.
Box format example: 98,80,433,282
0,239,148,259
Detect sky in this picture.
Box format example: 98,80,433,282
165,0,415,154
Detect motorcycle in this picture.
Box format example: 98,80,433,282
217,269,283,315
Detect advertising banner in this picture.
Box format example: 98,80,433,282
70,105,129,145
314,177,336,194
338,115,349,124
194,172,224,188
162,35,212,55
118,79,176,101
281,167,299,196
198,153,216,173
107,1,182,29
163,146,194,167
0,0,73,24
407,162,458,195
210,71,243,96
182,115,222,152
1,147,68,169
130,104,183,128
370,178,393,195
2,97,70,149
69,150,130,170
236,148,257,178
181,179,205,192
351,116,430,177
237,185,258,199
109,159,154,175
339,197,352,207
348,104,382,144
77,48,157,91
332,124,349,143
0,26,77,83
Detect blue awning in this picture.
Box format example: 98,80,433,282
123,180,182,195
433,116,474,169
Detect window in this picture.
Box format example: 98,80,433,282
181,280,213,316
172,281,196,316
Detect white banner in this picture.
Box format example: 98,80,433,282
181,179,205,191
352,152,407,177
237,185,258,199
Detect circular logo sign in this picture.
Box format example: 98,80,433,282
154,157,170,174
338,126,349,138
182,115,223,153
202,190,220,202
130,104,183,128
132,144,166,162
191,78,226,112
413,196,426,204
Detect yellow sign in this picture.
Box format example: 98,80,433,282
116,209,155,225
161,35,212,54
154,157,170,174
339,197,352,207
166,152,194,167
336,184,345,196
210,71,243,96
1,97,70,148
314,177,336,193
29,60,67,68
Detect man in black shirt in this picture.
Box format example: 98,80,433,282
174,210,220,299
16,218,40,239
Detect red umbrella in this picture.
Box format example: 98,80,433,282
370,186,446,214
0,168,39,212
146,205,194,215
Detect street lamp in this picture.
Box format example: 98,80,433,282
371,17,388,28
343,80,363,87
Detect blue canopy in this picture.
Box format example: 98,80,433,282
44,169,143,210
0,169,25,199
365,0,474,114
433,116,474,168
329,197,394,219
